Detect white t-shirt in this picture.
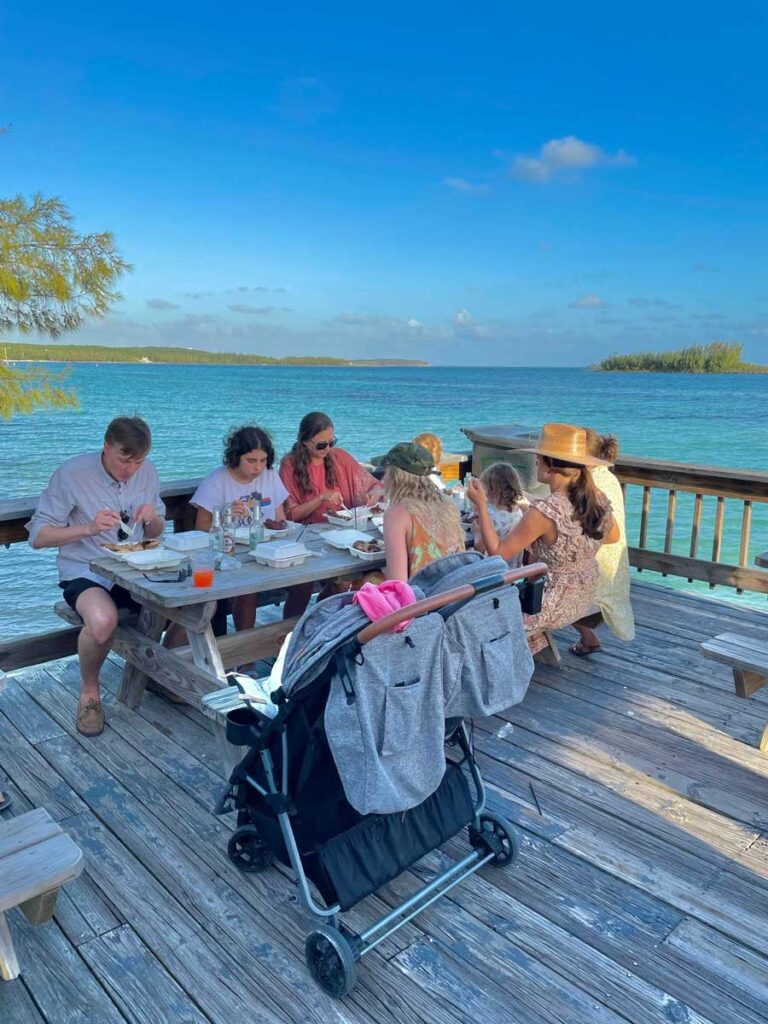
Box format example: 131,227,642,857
191,466,289,525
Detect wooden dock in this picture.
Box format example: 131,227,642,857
1,579,767,1024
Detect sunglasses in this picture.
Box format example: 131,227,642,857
311,437,338,451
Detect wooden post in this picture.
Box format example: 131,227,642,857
710,496,725,588
662,490,676,576
688,493,703,581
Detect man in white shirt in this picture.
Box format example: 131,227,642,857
26,417,166,736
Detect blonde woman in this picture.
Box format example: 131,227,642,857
374,442,465,580
571,429,635,654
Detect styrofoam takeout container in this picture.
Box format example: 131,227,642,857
347,542,386,563
122,548,185,570
247,540,313,568
324,507,372,527
322,529,373,550
163,530,210,551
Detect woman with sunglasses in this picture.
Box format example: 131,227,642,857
279,412,382,618
279,411,381,525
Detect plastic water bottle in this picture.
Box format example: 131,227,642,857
463,473,473,513
209,506,224,570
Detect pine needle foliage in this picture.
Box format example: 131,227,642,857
0,193,131,337
0,362,78,419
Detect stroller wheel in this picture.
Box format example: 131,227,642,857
305,926,358,998
227,825,275,873
470,811,520,866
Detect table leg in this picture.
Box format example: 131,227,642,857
116,606,166,708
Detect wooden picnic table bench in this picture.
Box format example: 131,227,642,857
700,632,768,752
0,808,83,981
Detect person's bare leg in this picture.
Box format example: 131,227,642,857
283,582,312,619
233,594,258,632
74,587,119,701
571,611,603,655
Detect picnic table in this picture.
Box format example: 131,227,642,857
89,524,384,711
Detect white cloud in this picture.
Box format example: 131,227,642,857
511,136,635,183
147,298,179,310
569,293,608,310
443,177,490,195
453,308,473,326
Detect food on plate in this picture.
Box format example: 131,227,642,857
368,503,386,515
103,539,160,553
264,518,288,531
352,540,385,553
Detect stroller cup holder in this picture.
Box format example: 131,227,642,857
518,575,545,615
225,704,278,746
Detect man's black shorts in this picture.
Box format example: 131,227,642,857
59,578,141,616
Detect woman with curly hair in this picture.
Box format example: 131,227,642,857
190,424,288,631
279,411,380,524
376,442,465,580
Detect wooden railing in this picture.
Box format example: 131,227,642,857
1,452,765,673
612,455,768,595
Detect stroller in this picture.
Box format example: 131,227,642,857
219,555,547,997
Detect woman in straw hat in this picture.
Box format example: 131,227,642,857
467,423,620,654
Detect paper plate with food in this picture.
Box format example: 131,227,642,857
102,539,161,558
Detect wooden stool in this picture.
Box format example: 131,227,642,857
0,808,83,981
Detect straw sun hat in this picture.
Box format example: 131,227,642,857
528,423,608,467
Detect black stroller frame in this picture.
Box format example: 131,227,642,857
221,562,547,997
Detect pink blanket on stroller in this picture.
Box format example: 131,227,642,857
353,580,417,632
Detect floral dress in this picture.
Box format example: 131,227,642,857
524,491,606,652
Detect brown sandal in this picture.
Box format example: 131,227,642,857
569,641,601,657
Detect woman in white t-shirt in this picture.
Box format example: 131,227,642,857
191,425,289,631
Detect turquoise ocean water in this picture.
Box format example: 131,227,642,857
1,363,766,639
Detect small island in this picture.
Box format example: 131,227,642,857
593,341,767,374
0,342,428,368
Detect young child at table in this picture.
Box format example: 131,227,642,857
470,463,528,568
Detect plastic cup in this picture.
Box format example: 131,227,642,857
193,567,214,588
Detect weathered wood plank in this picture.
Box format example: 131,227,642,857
0,976,46,1023
391,851,716,1024
8,913,127,1023
79,925,211,1024
0,672,67,744
0,707,86,822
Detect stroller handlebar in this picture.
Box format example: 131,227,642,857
356,561,549,645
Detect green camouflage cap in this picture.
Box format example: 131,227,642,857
371,441,435,476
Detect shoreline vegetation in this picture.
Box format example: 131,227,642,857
0,341,428,368
593,341,767,374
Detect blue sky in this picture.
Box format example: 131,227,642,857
2,1,768,365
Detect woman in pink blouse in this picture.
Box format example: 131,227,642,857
279,411,382,617
280,411,380,525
